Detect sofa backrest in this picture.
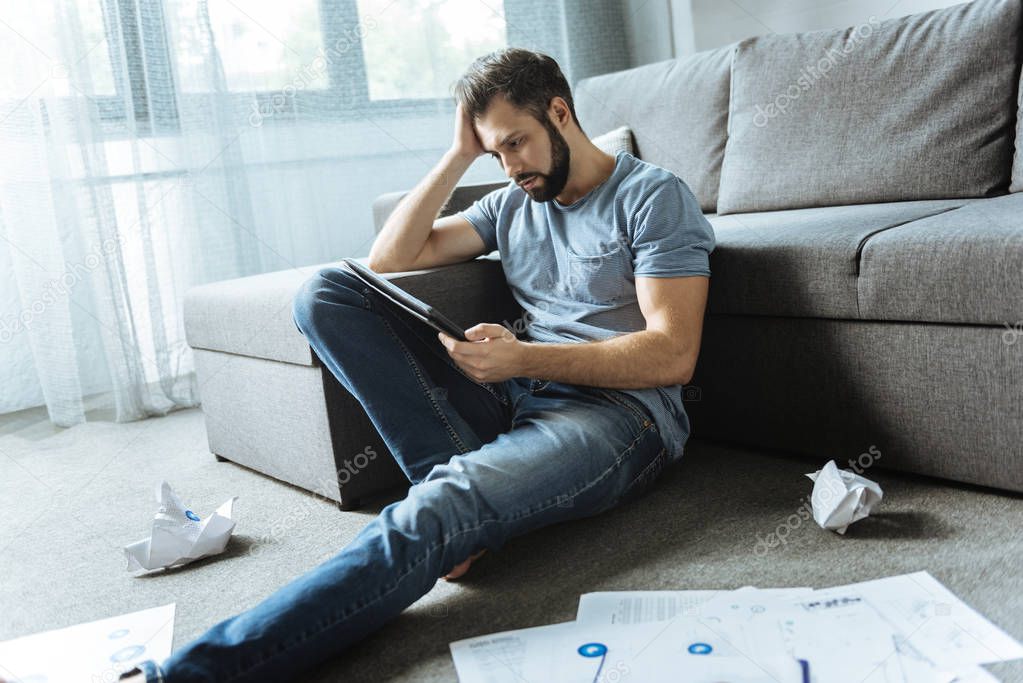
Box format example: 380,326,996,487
576,0,1023,214
1013,60,1023,193
574,44,732,213
717,0,1021,214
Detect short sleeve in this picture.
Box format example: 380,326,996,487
630,177,716,277
457,186,505,254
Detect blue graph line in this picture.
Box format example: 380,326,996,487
577,642,608,683
798,658,811,683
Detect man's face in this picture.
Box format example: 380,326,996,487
475,95,571,202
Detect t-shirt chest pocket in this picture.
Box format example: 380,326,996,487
562,241,632,305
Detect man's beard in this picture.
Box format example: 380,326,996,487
518,118,571,202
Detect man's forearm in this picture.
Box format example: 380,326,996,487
368,149,474,271
516,330,691,389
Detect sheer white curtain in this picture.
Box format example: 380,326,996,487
0,0,629,426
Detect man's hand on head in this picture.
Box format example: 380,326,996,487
450,101,485,161
437,323,528,383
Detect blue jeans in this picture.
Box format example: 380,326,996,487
132,266,669,682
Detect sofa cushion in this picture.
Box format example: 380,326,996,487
184,255,518,366
858,194,1023,325
718,0,1022,214
706,199,976,319
185,264,324,366
591,125,634,156
574,45,733,212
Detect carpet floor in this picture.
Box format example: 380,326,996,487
1,407,1021,682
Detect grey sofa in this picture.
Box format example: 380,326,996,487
184,0,1023,509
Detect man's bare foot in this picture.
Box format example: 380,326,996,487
443,549,487,581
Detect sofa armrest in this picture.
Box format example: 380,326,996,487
184,254,524,368
384,254,523,335
372,180,509,234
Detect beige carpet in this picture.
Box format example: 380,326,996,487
1,407,1021,682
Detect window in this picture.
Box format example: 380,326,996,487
3,0,518,139
71,0,510,133
173,1,328,92
0,1,116,98
356,0,506,101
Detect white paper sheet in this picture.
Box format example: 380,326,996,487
0,604,174,683
450,617,806,683
575,586,812,624
451,573,1019,683
450,620,575,683
575,590,721,624
806,460,883,533
757,592,916,683
830,571,1023,669
696,572,1022,683
124,481,237,572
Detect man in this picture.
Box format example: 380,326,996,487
121,47,714,682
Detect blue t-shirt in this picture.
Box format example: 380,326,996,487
458,150,716,463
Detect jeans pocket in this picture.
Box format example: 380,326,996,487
618,446,668,506
594,388,653,432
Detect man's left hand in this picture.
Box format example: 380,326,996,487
438,323,527,383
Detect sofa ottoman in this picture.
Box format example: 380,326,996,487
183,253,521,509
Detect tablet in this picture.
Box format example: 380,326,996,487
341,258,469,341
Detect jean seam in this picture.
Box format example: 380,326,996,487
378,314,471,455
220,423,659,682
617,446,668,503
511,378,534,414
364,286,510,407
316,270,372,310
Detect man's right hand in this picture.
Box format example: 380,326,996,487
450,102,485,161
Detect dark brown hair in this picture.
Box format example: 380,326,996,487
451,47,583,132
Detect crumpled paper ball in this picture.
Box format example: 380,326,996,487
805,460,883,534
124,481,237,572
